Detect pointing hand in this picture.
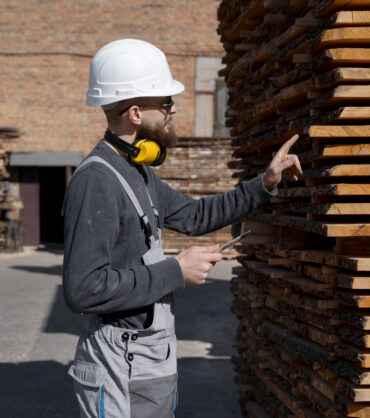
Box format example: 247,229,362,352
262,134,303,190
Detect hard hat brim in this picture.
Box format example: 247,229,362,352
86,79,185,107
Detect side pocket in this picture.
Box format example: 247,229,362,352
68,360,107,418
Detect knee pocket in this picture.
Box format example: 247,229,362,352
69,360,107,418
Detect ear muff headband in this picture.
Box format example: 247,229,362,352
104,129,167,166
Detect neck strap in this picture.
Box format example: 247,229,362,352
104,129,141,158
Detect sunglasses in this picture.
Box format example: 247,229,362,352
118,98,174,116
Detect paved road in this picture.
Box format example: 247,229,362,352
0,247,242,418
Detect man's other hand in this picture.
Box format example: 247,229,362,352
262,134,303,190
175,245,222,285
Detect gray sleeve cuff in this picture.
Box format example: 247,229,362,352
258,173,278,196
156,256,185,293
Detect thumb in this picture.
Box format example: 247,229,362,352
200,244,220,253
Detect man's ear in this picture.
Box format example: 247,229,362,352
128,106,142,125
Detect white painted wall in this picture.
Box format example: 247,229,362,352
194,56,230,137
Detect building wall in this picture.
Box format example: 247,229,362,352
1,0,224,155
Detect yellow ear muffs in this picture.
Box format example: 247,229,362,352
103,130,168,167
132,140,168,166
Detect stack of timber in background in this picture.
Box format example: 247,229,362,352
0,127,22,252
153,136,237,258
218,0,370,417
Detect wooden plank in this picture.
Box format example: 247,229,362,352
243,69,370,125
323,47,370,63
271,183,370,198
246,401,273,418
316,106,370,121
318,144,370,158
310,184,370,196
261,320,370,385
301,366,337,402
315,1,370,18
271,67,370,112
315,27,370,52
336,274,370,290
248,212,370,237
294,47,370,65
307,125,370,138
336,290,370,309
304,164,370,177
243,259,334,297
317,223,370,238
289,203,370,215
249,359,322,418
259,242,370,271
264,280,339,312
233,107,369,154
334,11,370,26
238,68,370,125
237,93,367,134
323,266,370,290
333,342,370,368
329,307,370,331
347,404,370,418
297,144,370,163
226,0,265,42
315,86,370,105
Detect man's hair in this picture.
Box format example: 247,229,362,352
101,102,120,111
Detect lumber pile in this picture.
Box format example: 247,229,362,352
217,0,370,416
0,128,22,252
153,136,237,257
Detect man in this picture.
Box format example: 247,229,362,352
63,39,302,418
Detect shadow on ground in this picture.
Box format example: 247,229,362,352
42,284,85,335
174,275,241,417
11,264,63,276
0,361,78,418
9,263,84,335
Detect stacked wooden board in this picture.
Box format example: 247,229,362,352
0,128,22,252
218,0,370,416
153,136,237,257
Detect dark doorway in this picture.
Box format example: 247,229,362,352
19,167,40,245
39,167,66,243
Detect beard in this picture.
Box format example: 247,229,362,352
136,120,178,149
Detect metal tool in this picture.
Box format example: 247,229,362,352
219,230,251,252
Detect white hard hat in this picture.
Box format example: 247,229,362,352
86,39,185,106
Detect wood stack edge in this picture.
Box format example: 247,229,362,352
0,128,22,252
218,0,370,416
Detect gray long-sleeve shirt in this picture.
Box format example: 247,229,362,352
62,139,277,329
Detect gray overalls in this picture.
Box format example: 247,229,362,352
67,156,178,418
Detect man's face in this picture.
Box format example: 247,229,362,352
136,96,178,148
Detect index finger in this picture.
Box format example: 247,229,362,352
275,134,299,157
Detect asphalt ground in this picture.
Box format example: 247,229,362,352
0,247,242,418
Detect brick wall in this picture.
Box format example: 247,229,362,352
1,0,224,155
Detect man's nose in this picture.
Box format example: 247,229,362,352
169,103,176,114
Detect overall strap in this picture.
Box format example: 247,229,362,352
144,188,160,231
75,156,158,243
